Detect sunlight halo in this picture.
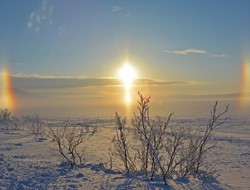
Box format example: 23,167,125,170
117,63,137,86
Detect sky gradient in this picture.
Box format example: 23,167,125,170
0,0,250,118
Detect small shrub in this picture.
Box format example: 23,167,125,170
11,115,20,131
23,113,45,141
46,120,97,168
0,109,12,133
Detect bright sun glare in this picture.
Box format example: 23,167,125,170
118,63,137,86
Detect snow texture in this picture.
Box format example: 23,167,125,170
0,117,249,190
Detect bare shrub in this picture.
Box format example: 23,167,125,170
112,112,137,173
46,121,97,168
0,109,12,133
0,109,22,133
131,93,151,175
131,93,174,180
112,92,229,185
23,113,45,141
0,109,11,121
156,126,189,184
103,147,117,170
11,115,20,131
185,101,229,177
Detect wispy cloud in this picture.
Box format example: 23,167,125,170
134,79,204,86
10,73,204,90
112,5,123,12
165,48,229,57
27,0,53,33
174,49,207,55
208,53,228,57
12,73,86,79
168,93,241,100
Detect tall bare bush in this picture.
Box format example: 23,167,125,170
187,101,229,177
112,112,137,173
112,92,229,184
132,93,174,179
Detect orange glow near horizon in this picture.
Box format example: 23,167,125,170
239,56,250,107
0,66,16,111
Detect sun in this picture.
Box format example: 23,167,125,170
117,63,137,86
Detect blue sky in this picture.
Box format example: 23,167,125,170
1,0,249,79
0,0,250,117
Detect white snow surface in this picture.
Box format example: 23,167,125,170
0,117,249,190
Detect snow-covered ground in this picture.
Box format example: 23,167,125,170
0,117,249,190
